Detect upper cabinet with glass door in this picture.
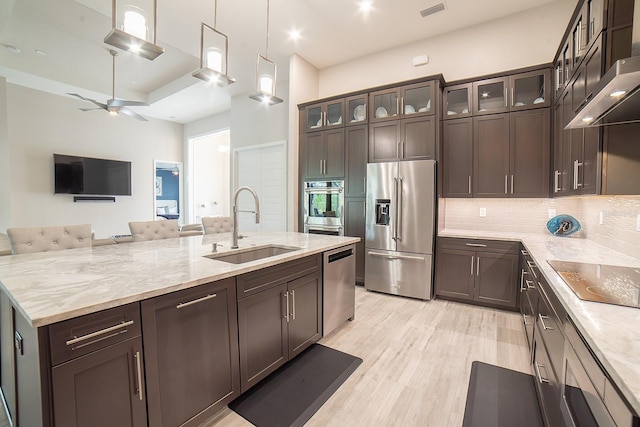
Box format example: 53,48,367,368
369,81,435,123
473,69,549,115
443,83,472,119
302,99,345,133
345,94,368,126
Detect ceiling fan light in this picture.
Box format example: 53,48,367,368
104,0,164,61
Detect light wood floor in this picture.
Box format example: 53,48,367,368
206,286,531,427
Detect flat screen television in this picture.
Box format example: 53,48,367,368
54,154,132,196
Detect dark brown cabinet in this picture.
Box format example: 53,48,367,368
302,99,345,133
141,278,240,427
442,118,473,197
369,81,436,123
443,83,472,119
473,110,550,198
301,128,345,179
369,116,436,162
345,125,368,197
237,259,322,392
345,94,368,127
49,303,146,427
472,69,549,116
344,198,366,284
518,247,538,354
435,238,519,310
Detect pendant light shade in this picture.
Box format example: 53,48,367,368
249,0,283,105
104,0,164,60
192,0,235,86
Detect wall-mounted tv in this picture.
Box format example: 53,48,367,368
54,154,132,196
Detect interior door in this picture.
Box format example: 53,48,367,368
396,160,435,254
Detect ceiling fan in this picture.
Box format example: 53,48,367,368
68,50,148,121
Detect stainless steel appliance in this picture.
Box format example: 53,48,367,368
364,160,436,300
547,260,640,308
303,180,344,236
561,317,639,427
323,244,356,336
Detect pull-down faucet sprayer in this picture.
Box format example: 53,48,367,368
231,186,260,249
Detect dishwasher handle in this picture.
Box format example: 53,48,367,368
327,248,354,263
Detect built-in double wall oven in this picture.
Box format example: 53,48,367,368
303,180,344,236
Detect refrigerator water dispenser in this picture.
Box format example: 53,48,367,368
375,199,391,225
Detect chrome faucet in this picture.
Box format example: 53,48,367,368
231,186,260,249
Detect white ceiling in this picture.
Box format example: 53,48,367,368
0,0,559,124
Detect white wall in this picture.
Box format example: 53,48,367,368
317,0,577,98
0,79,10,233
5,84,184,238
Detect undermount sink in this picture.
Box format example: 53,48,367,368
204,245,301,264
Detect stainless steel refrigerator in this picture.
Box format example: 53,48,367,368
365,159,436,300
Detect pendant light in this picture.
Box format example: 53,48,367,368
249,0,283,105
104,0,164,60
192,0,235,85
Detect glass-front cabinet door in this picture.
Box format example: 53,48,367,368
369,89,399,122
510,69,550,110
443,83,471,119
401,82,434,116
473,77,508,115
345,94,367,126
303,100,345,132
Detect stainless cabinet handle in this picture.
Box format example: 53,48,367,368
291,290,296,320
504,175,508,194
525,279,536,290
520,269,529,291
363,177,366,193
573,160,583,189
476,257,480,276
176,293,217,309
284,292,290,322
534,362,550,384
511,87,514,107
520,249,528,256
322,111,326,126
468,176,472,195
392,177,398,241
396,97,400,116
400,97,404,115
465,243,487,247
527,261,538,278
538,314,554,330
504,87,508,108
590,19,595,38
523,313,533,326
134,351,144,401
554,170,561,192
510,175,514,194
470,255,474,275
66,320,134,346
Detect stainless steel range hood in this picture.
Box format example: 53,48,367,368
566,2,640,129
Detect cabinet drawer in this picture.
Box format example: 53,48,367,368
49,302,141,366
237,254,322,299
533,330,565,427
438,237,519,254
537,284,565,380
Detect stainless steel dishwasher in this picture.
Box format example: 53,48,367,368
323,244,356,337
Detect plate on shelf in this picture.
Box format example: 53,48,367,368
514,101,524,106
447,111,457,115
328,116,342,125
404,104,415,114
316,119,322,127
462,108,469,113
375,106,388,118
353,105,365,121
533,97,545,104
418,107,428,112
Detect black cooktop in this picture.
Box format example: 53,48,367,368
547,260,640,309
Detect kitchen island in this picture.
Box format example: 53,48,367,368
440,229,640,419
0,231,359,427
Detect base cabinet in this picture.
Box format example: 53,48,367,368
141,278,240,427
435,238,519,310
237,269,322,392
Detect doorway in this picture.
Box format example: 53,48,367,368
188,130,231,224
154,160,183,223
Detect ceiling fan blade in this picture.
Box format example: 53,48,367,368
108,99,149,108
78,107,105,112
119,107,148,121
67,92,108,109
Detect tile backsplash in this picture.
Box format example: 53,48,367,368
441,196,640,260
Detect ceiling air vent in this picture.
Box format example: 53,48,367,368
420,2,446,18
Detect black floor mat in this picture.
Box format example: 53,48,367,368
463,361,544,427
229,344,362,427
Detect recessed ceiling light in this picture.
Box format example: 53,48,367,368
169,115,177,119
288,29,301,41
131,80,138,85
35,49,48,55
359,0,373,13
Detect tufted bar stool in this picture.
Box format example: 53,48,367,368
6,224,92,255
128,220,180,242
201,216,233,234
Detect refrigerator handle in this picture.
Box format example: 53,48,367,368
392,177,398,241
397,177,403,241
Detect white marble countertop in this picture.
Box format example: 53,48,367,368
0,232,359,328
439,228,640,415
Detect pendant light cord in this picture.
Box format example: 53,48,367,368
111,50,116,100
213,0,217,29
265,0,270,58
